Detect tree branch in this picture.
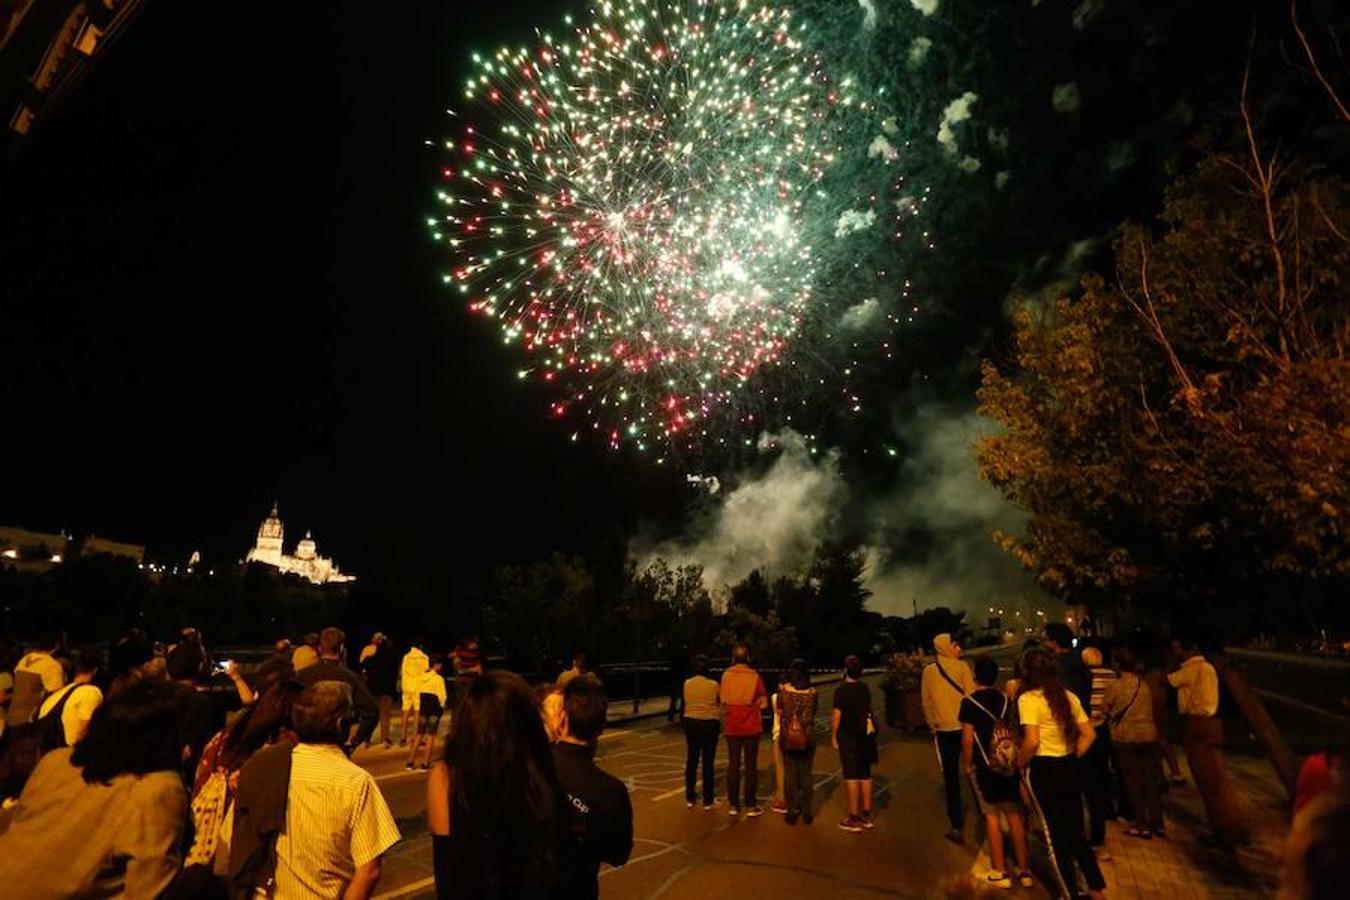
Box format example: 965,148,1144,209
1292,0,1350,123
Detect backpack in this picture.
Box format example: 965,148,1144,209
0,683,85,799
781,693,810,752
186,769,229,868
971,693,1019,777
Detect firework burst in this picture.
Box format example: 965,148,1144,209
434,0,863,455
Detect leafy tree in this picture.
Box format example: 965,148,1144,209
717,607,797,668
727,569,771,616
978,95,1349,631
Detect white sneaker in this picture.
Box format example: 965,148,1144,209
985,872,1012,889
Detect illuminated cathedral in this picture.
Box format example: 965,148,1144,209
245,503,355,585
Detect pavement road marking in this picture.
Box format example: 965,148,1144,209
373,876,434,899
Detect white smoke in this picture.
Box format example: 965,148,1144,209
687,474,721,496
937,92,978,156
633,408,1043,618
908,37,933,67
863,405,1036,615
638,431,846,590
1052,82,1081,114
1072,0,1105,31
835,208,877,239
840,298,883,332
858,0,878,30
868,135,900,162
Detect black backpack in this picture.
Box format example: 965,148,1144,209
0,684,86,798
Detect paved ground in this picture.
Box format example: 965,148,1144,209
354,676,1292,899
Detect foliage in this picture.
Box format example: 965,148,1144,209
978,115,1350,629
727,569,771,616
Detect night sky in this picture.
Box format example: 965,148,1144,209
2,1,1343,604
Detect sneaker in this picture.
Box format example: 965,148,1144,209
943,829,965,846
729,806,741,817
703,799,719,811
687,800,696,809
404,761,414,770
802,811,814,825
838,815,864,833
860,810,875,830
785,811,799,825
745,806,765,818
985,872,1012,889
1017,871,1034,888
771,802,789,814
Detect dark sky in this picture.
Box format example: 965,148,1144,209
1,1,686,584
2,0,1343,596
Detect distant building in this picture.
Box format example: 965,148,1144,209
245,503,354,585
76,533,144,563
0,525,67,569
2,0,149,153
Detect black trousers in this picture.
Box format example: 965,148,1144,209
1115,741,1164,832
725,735,760,808
935,730,965,830
782,745,816,815
1029,756,1106,894
683,718,720,804
1084,725,1114,845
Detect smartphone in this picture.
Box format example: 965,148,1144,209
215,659,233,673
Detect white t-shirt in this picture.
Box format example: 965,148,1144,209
1018,688,1089,758
16,652,65,693
38,682,104,746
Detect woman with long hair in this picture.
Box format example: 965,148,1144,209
192,679,303,798
426,670,568,898
778,658,819,824
0,681,193,898
1016,648,1107,900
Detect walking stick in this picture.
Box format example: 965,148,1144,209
1021,768,1074,900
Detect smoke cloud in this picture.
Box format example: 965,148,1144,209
862,405,1037,615
633,407,1043,618
636,432,845,592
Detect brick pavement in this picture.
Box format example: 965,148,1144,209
967,749,1287,898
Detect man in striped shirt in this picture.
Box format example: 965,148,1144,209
267,681,401,899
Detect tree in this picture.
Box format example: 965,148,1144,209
810,541,874,658
487,555,596,673
978,96,1350,631
727,569,771,616
717,607,798,667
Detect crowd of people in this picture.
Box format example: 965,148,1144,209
0,622,1345,899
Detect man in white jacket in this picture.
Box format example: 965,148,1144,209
922,633,975,844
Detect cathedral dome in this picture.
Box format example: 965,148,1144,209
257,502,284,542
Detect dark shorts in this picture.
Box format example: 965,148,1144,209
838,736,873,780
972,765,1022,809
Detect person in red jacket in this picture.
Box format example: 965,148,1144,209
719,644,768,817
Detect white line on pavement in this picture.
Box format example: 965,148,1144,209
373,876,434,899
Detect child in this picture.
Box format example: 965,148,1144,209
407,656,448,770
960,654,1033,889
